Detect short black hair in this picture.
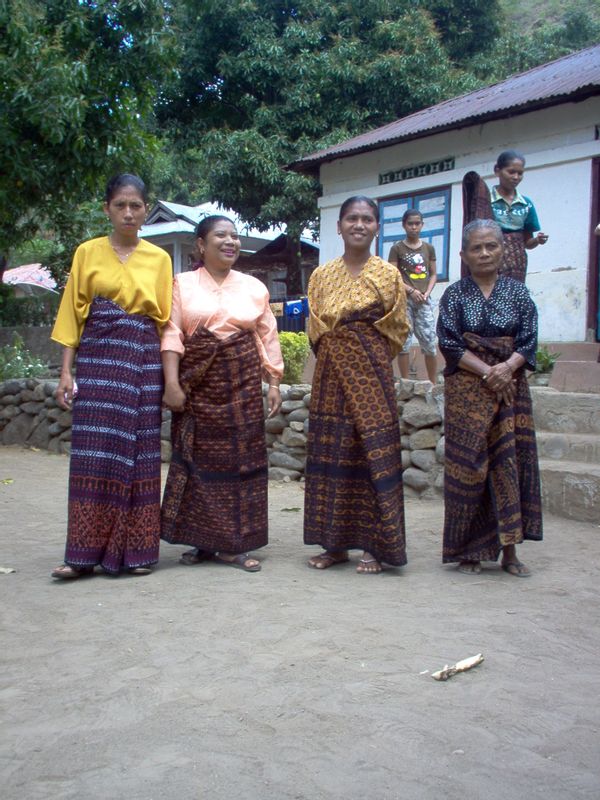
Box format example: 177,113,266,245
104,173,148,204
402,209,423,224
495,150,526,170
338,195,379,223
194,214,236,240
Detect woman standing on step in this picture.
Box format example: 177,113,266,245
51,174,172,579
462,150,548,282
160,215,283,572
304,196,409,574
437,219,543,577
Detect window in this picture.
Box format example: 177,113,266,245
378,187,451,281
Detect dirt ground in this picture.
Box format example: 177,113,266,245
1,445,599,800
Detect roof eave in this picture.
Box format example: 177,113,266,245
289,86,600,176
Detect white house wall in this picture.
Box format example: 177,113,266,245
316,97,600,343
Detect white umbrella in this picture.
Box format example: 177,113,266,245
2,264,58,296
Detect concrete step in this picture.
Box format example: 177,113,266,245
540,460,600,524
531,387,600,435
536,431,600,464
549,362,600,394
551,342,600,362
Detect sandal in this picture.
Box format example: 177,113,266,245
308,552,349,570
214,553,261,572
501,560,531,578
180,549,213,566
51,564,94,580
356,557,383,574
127,567,153,576
458,560,482,575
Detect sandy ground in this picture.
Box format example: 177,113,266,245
1,446,599,800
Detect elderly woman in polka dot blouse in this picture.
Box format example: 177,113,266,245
437,219,543,579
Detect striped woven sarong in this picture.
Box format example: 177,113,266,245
161,327,268,554
304,305,406,566
65,297,163,573
443,334,543,563
462,171,528,281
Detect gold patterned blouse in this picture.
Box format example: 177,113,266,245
307,256,409,356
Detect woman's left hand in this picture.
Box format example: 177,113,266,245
267,386,282,418
536,232,548,245
484,361,513,392
497,380,517,405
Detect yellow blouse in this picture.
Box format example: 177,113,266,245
307,256,409,356
51,236,173,348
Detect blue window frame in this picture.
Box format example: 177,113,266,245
378,187,451,281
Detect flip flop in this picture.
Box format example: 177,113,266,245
501,561,531,578
214,553,261,572
180,549,213,565
127,567,153,575
51,564,94,580
356,557,383,574
458,561,482,575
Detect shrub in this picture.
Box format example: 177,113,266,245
0,285,60,326
0,333,48,380
535,344,561,374
279,331,310,384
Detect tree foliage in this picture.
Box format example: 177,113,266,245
0,0,595,294
0,0,174,260
468,7,600,82
157,0,478,289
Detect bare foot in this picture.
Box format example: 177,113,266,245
308,551,349,570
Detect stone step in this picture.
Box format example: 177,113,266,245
536,431,600,464
539,460,600,524
531,387,600,435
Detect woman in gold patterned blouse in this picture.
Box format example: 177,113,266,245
304,196,409,574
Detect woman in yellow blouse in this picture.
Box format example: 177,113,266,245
304,196,409,574
51,174,172,579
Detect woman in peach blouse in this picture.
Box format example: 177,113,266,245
160,215,284,572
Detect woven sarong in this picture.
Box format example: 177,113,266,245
161,328,268,553
462,171,527,282
443,334,543,563
304,305,406,565
65,297,162,573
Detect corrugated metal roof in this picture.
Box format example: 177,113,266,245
140,219,194,238
291,44,600,173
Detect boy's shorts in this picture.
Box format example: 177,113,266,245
401,297,437,356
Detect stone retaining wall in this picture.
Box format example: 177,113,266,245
0,378,445,497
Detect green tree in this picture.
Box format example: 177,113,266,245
0,0,174,273
423,0,502,63
469,8,600,82
158,0,476,293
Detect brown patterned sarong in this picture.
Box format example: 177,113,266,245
443,334,542,563
161,327,268,554
304,305,406,565
462,171,528,282
499,231,527,282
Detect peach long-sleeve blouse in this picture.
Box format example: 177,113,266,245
161,267,284,381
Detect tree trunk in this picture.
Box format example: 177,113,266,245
285,231,303,296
